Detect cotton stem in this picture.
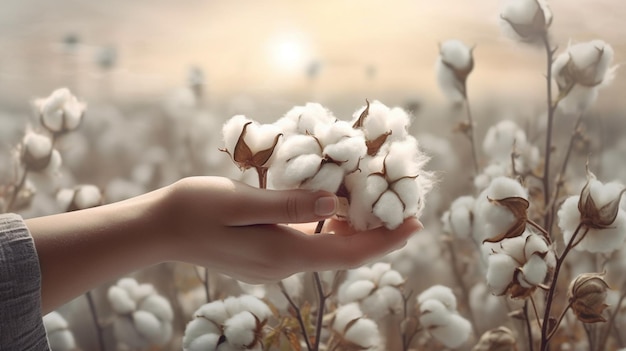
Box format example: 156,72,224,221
280,283,313,351
541,33,559,231
463,97,480,175
86,290,106,351
312,219,326,351
5,167,28,213
540,223,589,350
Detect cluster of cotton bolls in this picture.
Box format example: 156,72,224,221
221,100,433,230
327,303,381,351
106,278,174,349
182,295,272,351
42,312,77,351
337,262,404,319
417,285,472,349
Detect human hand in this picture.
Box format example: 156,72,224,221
164,176,422,283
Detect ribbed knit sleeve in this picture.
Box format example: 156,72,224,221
0,213,50,350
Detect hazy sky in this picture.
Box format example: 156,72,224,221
1,0,625,109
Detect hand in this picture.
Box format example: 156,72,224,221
165,177,422,283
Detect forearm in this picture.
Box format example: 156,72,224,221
26,184,174,313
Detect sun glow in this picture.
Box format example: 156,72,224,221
268,33,310,72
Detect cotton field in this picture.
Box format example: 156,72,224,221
2,1,626,351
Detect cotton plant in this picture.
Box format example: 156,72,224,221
417,285,472,349
182,295,272,351
107,278,174,350
327,303,382,351
337,262,404,319
43,311,77,351
1,87,86,213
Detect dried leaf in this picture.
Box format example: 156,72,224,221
284,329,302,351
233,121,254,169
365,131,391,156
352,99,370,129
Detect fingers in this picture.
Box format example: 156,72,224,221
229,183,338,225
298,218,423,272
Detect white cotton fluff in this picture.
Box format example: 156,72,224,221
519,254,548,288
343,317,381,350
73,185,102,209
418,285,458,312
323,135,367,172
108,278,173,348
469,283,509,332
231,295,272,321
482,120,527,162
429,314,472,349
195,300,229,324
474,163,508,192
442,196,475,238
183,317,223,348
186,333,221,351
476,176,528,239
332,303,381,349
373,191,405,230
108,285,137,314
500,0,552,40
342,280,377,301
275,102,336,135
338,263,404,318
552,40,616,115
24,132,53,160
223,311,257,348
419,299,451,328
351,101,410,144
56,189,75,211
436,40,473,103
558,195,626,253
486,253,518,295
36,88,86,133
43,312,76,351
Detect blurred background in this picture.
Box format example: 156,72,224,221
1,0,625,117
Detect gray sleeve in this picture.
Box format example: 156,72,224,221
0,213,50,350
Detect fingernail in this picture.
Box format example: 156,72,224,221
315,196,337,217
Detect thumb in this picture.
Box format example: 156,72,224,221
230,185,338,225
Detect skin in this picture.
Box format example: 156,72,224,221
26,176,422,313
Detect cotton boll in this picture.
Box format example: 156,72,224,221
343,317,381,350
222,115,251,154
277,102,335,135
56,188,75,211
498,235,527,263
442,196,475,238
393,177,419,216
500,0,551,41
271,153,321,189
378,269,404,287
386,107,411,141
133,310,163,343
185,332,221,351
519,254,548,288
73,184,102,209
341,280,377,304
430,314,472,348
469,283,508,331
437,60,465,103
524,233,550,259
23,132,53,160
323,136,367,172
485,176,528,200
419,299,451,328
436,40,473,103
183,318,223,348
482,120,527,162
43,312,77,351
139,294,174,322
235,295,272,321
567,40,614,84
108,285,136,314
333,303,365,331
373,192,405,229
486,254,518,295
302,163,344,193
418,285,458,312
223,311,257,348
558,85,599,115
